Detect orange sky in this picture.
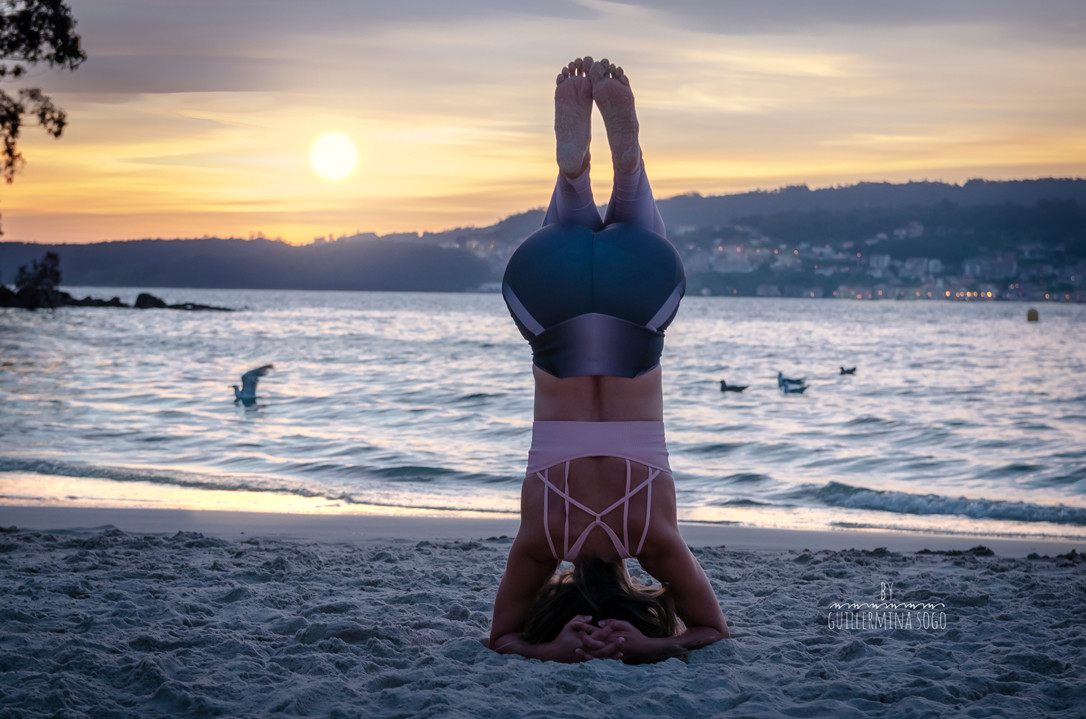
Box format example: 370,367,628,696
4,0,1086,244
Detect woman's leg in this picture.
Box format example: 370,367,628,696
542,170,603,229
542,57,603,230
602,164,666,237
590,59,666,237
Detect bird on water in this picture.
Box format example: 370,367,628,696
233,364,274,404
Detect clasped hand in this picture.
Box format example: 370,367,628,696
550,615,652,663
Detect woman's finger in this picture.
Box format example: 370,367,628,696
567,620,595,634
579,630,608,650
581,638,622,660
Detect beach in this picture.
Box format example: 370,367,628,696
2,506,1082,718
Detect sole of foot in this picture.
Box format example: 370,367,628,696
589,58,641,176
554,56,594,178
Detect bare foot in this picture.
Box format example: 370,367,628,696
589,58,641,176
554,56,594,178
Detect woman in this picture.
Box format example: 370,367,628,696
489,57,728,663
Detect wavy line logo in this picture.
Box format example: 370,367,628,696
827,582,948,631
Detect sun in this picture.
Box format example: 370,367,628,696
309,132,358,180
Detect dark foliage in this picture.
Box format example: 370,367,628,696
13,246,57,289
1,0,86,232
3,248,60,307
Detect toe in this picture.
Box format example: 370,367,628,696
581,55,593,72
588,58,606,82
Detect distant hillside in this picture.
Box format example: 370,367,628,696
0,237,492,292
399,178,1086,250
653,178,1086,230
2,178,1083,292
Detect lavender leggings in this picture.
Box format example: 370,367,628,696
542,163,666,237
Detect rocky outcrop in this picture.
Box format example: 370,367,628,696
0,289,232,311
134,292,168,309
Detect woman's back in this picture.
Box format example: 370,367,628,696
526,365,672,562
532,366,664,422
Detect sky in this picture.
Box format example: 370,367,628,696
3,0,1086,244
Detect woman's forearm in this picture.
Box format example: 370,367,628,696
490,633,561,661
631,626,727,663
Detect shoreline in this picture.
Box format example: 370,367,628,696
2,505,1079,557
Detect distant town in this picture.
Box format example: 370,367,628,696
450,183,1086,303
638,220,1081,302
450,217,1084,302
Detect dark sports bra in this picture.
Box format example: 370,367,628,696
502,223,686,379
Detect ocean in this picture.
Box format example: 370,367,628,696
2,288,1084,540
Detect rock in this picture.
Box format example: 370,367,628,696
71,295,129,308
2,287,72,310
135,293,168,309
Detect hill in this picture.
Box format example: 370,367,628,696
2,178,1084,293
0,236,493,292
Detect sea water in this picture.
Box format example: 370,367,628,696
2,288,1084,540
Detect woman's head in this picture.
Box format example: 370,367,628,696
522,557,681,644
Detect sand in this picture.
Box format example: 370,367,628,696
1,507,1083,718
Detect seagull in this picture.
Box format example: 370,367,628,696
777,371,808,394
233,364,274,404
777,371,806,388
720,380,748,393
840,366,857,375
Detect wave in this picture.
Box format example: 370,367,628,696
844,415,897,426
720,473,772,485
798,480,1086,526
980,463,1045,479
710,498,772,507
453,392,506,404
371,465,456,482
685,442,745,455
827,521,1084,540
0,457,315,496
0,457,515,514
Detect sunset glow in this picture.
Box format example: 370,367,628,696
3,1,1085,245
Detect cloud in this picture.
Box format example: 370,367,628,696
611,0,1086,41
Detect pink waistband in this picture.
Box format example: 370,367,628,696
526,421,670,473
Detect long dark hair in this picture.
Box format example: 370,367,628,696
522,557,681,645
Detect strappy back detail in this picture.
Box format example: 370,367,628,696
526,421,670,562
535,458,659,561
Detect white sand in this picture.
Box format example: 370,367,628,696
1,507,1083,718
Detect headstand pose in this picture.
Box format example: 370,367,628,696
490,57,728,663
